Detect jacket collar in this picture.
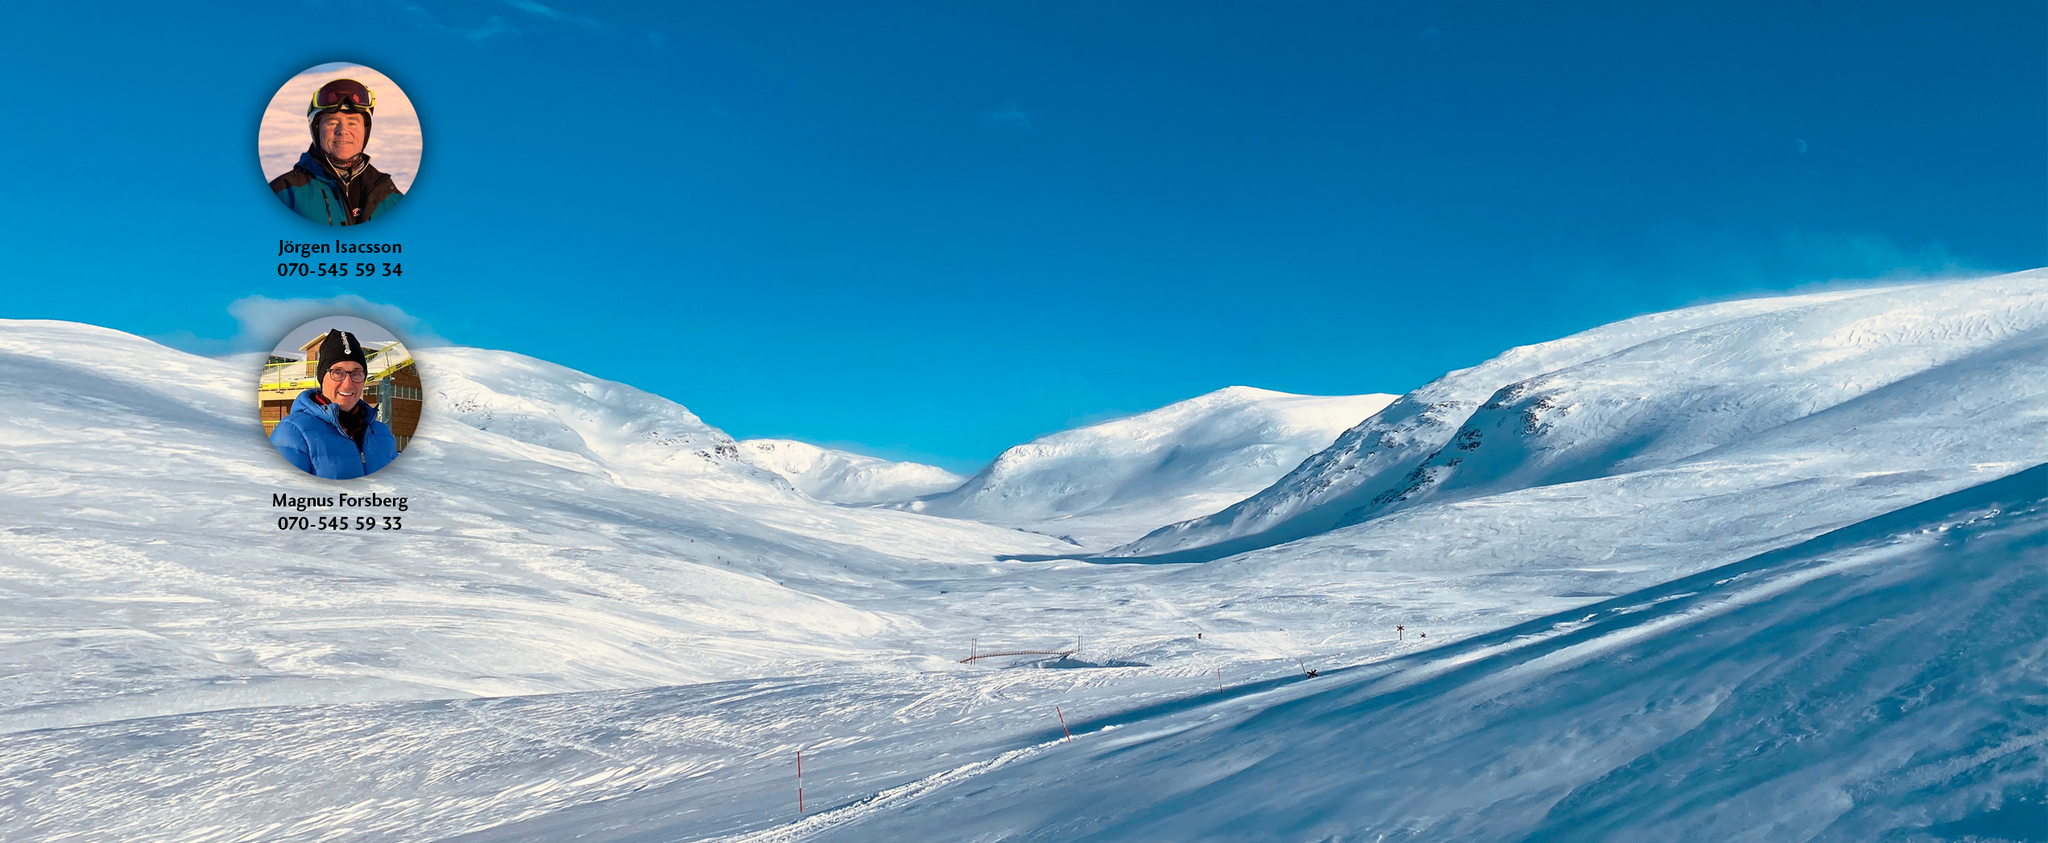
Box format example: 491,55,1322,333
291,387,370,434
294,148,378,187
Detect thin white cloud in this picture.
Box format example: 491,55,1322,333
982,99,1032,130
503,0,602,28
397,4,516,41
464,16,517,40
228,294,447,353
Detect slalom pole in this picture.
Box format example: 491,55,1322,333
1056,706,1073,743
797,748,804,815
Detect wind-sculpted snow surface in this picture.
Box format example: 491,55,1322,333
795,464,2048,843
739,439,965,505
5,271,2047,841
1113,270,2048,560
0,668,1211,843
0,321,1085,734
13,465,2035,843
905,386,1396,547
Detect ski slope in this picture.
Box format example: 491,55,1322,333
0,326,1386,741
2,270,2045,841
0,323,1085,734
7,466,2036,842
793,463,2048,843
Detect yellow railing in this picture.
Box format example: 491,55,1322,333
259,342,415,393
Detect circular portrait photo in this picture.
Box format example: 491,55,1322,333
258,317,423,479
258,62,421,227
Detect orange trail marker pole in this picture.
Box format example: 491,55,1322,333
797,748,804,815
1056,706,1073,743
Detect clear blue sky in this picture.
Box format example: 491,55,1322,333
5,1,2041,472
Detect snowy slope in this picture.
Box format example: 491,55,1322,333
0,321,1084,734
905,387,1396,547
794,463,2048,843
12,467,2037,843
6,270,2048,842
427,346,794,500
739,439,965,505
1114,270,2048,560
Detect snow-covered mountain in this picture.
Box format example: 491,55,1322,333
6,269,2047,842
739,439,965,505
428,346,792,500
0,321,1082,734
1113,270,2048,560
903,386,1397,547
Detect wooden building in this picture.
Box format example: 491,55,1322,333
258,338,423,450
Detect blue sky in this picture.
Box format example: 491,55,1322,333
4,1,2042,471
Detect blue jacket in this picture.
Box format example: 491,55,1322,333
269,150,403,226
271,388,399,479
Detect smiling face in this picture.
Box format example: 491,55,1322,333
315,111,367,160
322,363,368,411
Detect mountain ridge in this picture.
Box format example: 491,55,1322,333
902,385,1398,547
1109,271,2048,560
738,438,966,505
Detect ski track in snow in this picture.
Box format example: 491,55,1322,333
3,270,2046,841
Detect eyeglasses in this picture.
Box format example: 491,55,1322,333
325,368,368,382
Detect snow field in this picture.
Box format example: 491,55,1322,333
2,270,2045,841
792,466,2048,843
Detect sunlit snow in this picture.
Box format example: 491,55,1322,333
2,269,2043,842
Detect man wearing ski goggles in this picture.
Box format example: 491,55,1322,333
269,78,405,226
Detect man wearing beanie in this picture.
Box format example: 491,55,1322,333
269,79,405,226
270,328,400,479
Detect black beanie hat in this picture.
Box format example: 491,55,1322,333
316,329,369,383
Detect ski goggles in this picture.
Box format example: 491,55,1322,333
309,79,375,114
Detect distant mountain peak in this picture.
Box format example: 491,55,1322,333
905,385,1398,547
738,439,965,505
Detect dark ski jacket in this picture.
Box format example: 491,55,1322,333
269,146,403,226
271,388,398,479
